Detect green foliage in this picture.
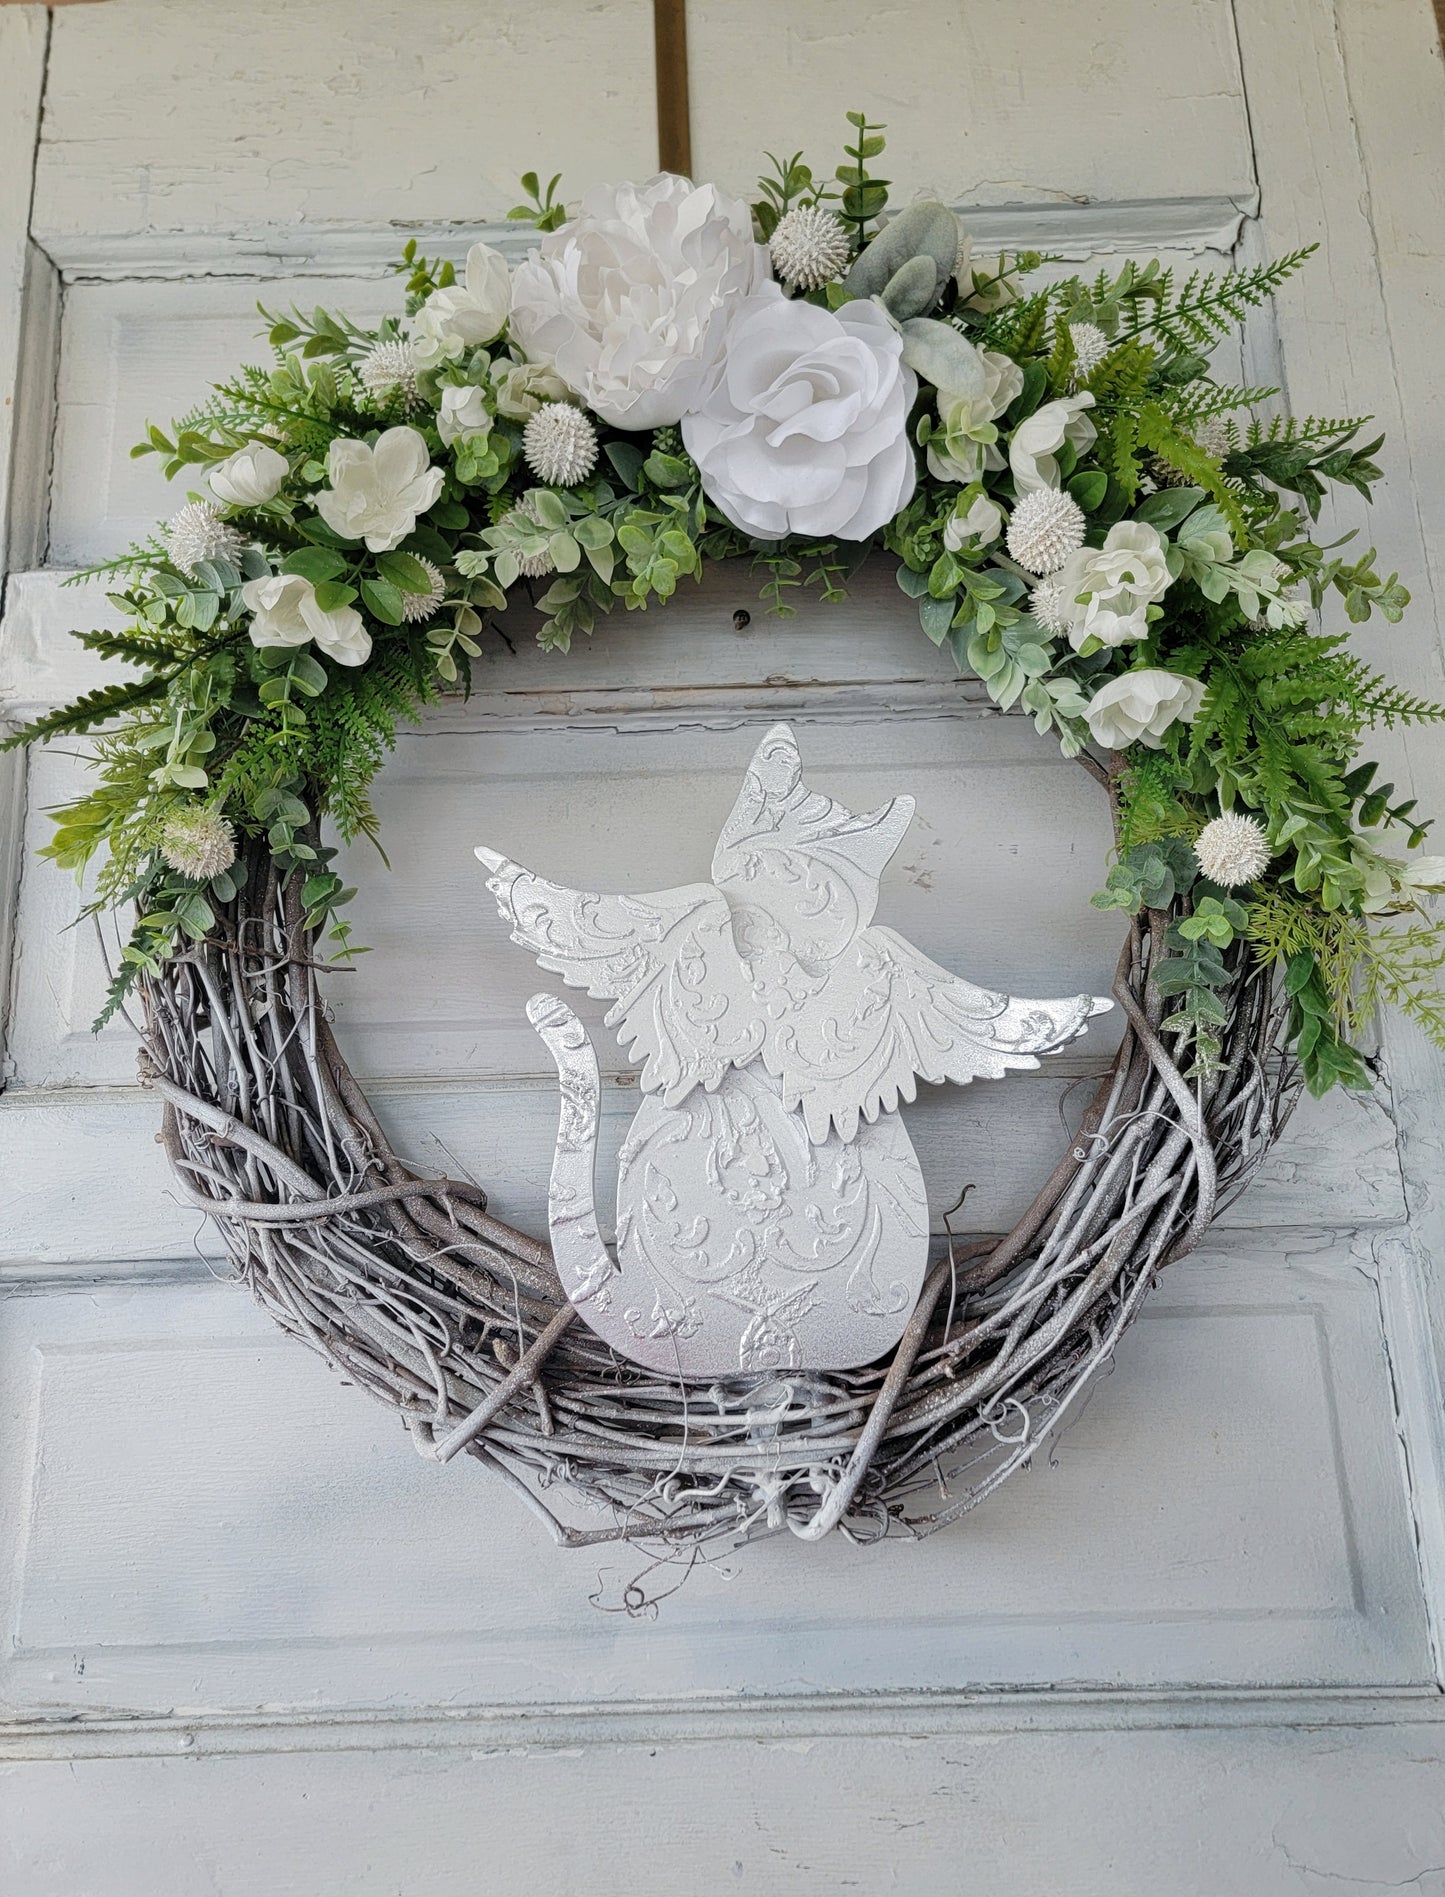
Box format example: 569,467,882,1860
507,171,568,233
833,111,890,242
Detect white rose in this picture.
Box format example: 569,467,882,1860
240,572,371,668
313,426,443,553
208,443,288,508
1009,393,1097,494
926,351,1026,484
509,173,767,430
1059,520,1173,649
491,353,571,420
1084,668,1204,750
943,491,1004,552
437,384,493,448
410,242,511,368
680,288,916,540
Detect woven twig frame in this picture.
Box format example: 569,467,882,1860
139,821,1299,1553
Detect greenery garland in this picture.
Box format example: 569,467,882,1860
7,113,1443,1099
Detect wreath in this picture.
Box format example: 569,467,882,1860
10,115,1445,1558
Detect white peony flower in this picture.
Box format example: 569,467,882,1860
410,242,511,368
436,383,493,448
509,173,767,430
926,350,1025,484
240,571,372,667
943,490,1004,552
1193,812,1271,887
680,287,916,540
1059,520,1173,649
208,442,288,508
491,352,570,420
1084,668,1205,750
312,427,443,553
1009,393,1097,495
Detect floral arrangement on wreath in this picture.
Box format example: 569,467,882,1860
9,113,1445,1100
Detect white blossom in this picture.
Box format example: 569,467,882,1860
491,352,570,420
681,287,915,540
942,490,1004,552
509,174,767,429
207,443,288,508
1059,520,1173,649
925,350,1025,484
240,571,372,667
312,426,443,553
436,383,493,448
1009,393,1097,494
410,242,511,368
1084,668,1204,750
1193,812,1271,887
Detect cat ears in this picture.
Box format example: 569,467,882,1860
714,722,914,875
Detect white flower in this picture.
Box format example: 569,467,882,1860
410,242,511,368
1058,520,1173,649
312,427,443,553
207,443,288,508
164,502,243,576
1068,322,1109,381
942,490,1004,552
926,350,1025,484
491,352,570,421
769,205,852,290
1009,393,1097,494
523,402,598,485
1084,668,1205,750
357,339,421,407
160,808,236,881
509,173,767,430
1028,576,1072,635
954,230,1019,312
681,287,915,540
399,556,446,623
1363,854,1445,912
1006,487,1086,574
436,383,493,448
240,571,372,667
1194,813,1271,886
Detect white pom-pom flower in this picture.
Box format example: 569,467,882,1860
357,340,421,407
160,808,236,881
509,174,767,430
508,495,555,579
399,556,446,624
523,402,599,486
769,205,852,290
1068,322,1109,381
165,502,243,576
1005,487,1086,574
1194,813,1271,887
208,443,288,507
1027,576,1072,636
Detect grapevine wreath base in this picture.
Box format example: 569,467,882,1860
138,782,1299,1554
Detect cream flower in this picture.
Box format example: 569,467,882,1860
1059,520,1173,649
1084,668,1204,750
942,490,1004,552
313,427,443,553
410,242,511,367
491,353,570,421
208,443,288,508
926,350,1025,484
240,572,372,667
436,383,493,448
1009,393,1097,495
680,287,916,540
509,173,767,430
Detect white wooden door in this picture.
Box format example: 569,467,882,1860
3,4,1445,1890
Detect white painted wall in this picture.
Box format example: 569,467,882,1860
2,3,1445,1891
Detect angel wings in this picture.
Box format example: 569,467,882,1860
476,724,1110,1146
